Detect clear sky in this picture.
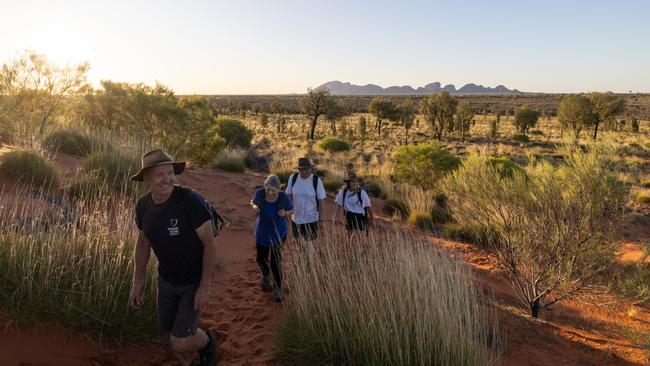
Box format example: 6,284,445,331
1,0,648,94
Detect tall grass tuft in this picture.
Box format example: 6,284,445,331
85,148,145,198
44,128,94,156
1,148,60,188
212,147,246,173
0,188,158,342
276,228,502,366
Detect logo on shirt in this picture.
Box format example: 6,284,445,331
167,218,179,236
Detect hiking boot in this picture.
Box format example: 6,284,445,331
199,330,219,366
261,275,271,292
272,288,285,303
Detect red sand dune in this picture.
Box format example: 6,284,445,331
1,148,649,365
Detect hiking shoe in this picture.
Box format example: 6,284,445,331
199,330,219,366
261,275,271,292
272,288,285,303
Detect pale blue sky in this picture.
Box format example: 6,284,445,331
1,0,648,94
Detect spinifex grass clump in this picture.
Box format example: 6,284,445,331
0,188,158,342
276,228,502,366
0,148,60,188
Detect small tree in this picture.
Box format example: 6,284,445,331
557,94,597,139
0,50,89,140
396,98,416,145
444,144,626,317
455,101,475,142
587,92,624,138
358,115,367,141
420,92,457,140
300,88,336,140
368,97,397,139
325,100,347,136
513,105,540,138
214,118,253,148
260,113,269,128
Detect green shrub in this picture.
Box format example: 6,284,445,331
272,169,293,185
44,128,93,156
529,129,544,136
323,177,344,192
638,192,650,204
276,230,502,366
212,148,246,173
392,141,460,189
485,156,523,179
443,224,477,243
512,134,529,143
362,177,383,198
1,149,60,187
431,205,452,224
443,144,627,317
85,149,144,197
318,137,350,152
607,262,650,304
192,134,226,166
383,198,410,219
407,211,435,231
214,118,253,148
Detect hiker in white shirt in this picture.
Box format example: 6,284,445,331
285,157,326,241
333,172,373,237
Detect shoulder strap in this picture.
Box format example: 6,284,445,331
357,189,363,205
290,173,298,190
313,174,320,211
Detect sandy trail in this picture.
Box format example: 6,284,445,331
1,148,649,365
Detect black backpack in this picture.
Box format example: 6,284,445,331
342,187,368,216
289,173,320,210
173,187,227,237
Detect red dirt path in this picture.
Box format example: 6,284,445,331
1,148,649,365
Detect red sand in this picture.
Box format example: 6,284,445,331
1,147,649,365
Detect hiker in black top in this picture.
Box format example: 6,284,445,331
128,149,218,366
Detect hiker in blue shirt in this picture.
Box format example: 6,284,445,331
250,175,293,302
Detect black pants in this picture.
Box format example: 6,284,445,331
346,211,368,231
256,242,284,289
291,221,318,241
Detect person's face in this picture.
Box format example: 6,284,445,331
348,179,359,190
144,164,175,197
298,167,311,178
264,184,279,198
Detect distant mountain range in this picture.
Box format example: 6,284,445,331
316,81,522,95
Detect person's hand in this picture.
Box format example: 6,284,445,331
277,209,286,217
194,285,210,312
129,282,144,309
252,204,260,214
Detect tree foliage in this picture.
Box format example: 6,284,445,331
300,88,336,140
557,94,597,139
513,105,540,137
420,92,458,140
369,97,398,138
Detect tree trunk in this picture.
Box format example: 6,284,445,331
310,115,318,140
593,121,600,139
530,298,541,318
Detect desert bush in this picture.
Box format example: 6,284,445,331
529,129,544,136
485,156,523,179
212,147,246,173
607,262,650,304
443,143,627,317
322,177,344,192
276,229,501,366
0,189,158,342
383,198,410,219
511,134,529,144
443,223,479,243
637,191,650,204
407,211,435,231
214,118,253,148
392,141,460,190
318,136,350,152
1,149,60,187
191,134,226,166
44,128,94,156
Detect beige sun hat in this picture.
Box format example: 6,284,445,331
130,149,186,182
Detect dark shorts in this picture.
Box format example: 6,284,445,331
291,221,318,241
157,276,200,338
346,211,368,231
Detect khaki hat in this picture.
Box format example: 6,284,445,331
130,149,186,182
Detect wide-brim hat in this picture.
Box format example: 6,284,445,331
294,157,316,169
130,149,186,182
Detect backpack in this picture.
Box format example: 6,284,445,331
289,173,320,210
252,190,288,212
136,187,226,237
175,187,227,237
342,187,368,217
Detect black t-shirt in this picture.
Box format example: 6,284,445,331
135,185,212,286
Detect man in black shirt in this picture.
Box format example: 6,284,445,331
129,149,218,366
